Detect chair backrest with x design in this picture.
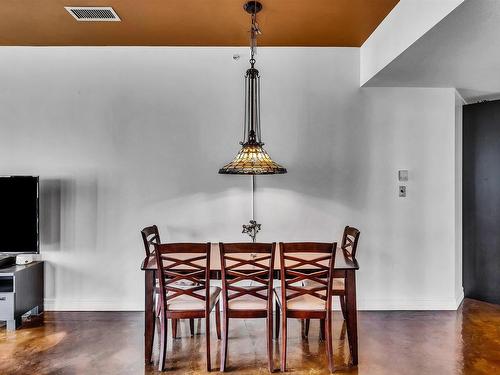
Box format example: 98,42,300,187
219,242,276,313
141,225,161,257
341,226,360,258
279,242,337,312
153,243,211,313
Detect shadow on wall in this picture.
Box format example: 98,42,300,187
39,177,99,252
39,179,63,247
137,187,251,243
259,89,372,212
40,177,100,300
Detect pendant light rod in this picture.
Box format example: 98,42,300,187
251,175,255,221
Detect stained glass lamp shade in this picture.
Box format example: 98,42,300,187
219,142,286,175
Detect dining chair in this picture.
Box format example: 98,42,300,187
140,225,195,339
154,242,221,371
219,242,276,372
274,242,337,372
303,226,360,339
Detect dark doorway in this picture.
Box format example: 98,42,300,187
463,100,500,305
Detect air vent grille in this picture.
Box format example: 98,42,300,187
65,6,121,22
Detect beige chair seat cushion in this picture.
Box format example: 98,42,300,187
228,294,268,310
303,278,345,290
274,278,345,311
333,278,345,290
274,287,326,311
165,286,221,311
155,279,196,294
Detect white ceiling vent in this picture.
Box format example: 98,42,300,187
64,6,121,22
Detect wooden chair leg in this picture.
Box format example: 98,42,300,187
267,312,274,372
220,312,229,372
320,319,325,341
275,299,280,339
158,312,168,372
339,295,347,320
189,318,195,336
215,300,221,340
304,319,310,338
325,311,334,372
172,319,178,339
280,314,287,372
205,314,211,372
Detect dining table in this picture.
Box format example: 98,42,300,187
140,243,360,365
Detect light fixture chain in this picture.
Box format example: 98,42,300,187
249,2,261,67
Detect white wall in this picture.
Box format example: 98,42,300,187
0,47,459,310
360,0,465,86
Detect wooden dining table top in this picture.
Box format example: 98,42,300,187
141,243,359,271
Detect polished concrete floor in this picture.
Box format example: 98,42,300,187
0,299,499,374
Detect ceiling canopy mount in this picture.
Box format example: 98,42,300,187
243,1,262,15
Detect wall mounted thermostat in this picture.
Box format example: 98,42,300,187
398,170,409,181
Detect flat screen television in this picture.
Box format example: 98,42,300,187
0,176,39,254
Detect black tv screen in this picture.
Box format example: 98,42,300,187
0,176,39,254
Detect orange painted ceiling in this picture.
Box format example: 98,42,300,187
0,0,399,47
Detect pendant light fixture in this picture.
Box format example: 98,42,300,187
218,1,287,175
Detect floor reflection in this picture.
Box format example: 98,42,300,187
460,299,500,374
0,300,499,374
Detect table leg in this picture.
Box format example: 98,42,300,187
345,270,358,365
145,270,155,364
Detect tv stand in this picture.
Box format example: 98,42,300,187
0,256,16,269
0,261,44,330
